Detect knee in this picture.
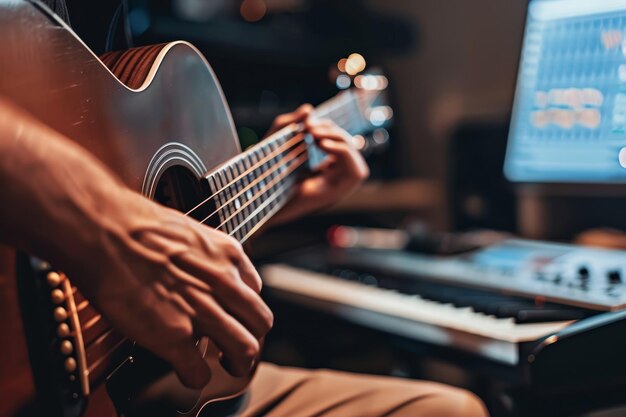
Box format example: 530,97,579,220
448,389,489,417
430,387,489,417
402,386,489,417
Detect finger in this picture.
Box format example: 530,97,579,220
186,286,262,377
306,125,354,146
132,211,197,245
221,235,263,293
317,139,369,180
270,104,313,131
165,340,212,389
304,117,338,131
193,227,263,293
231,247,263,293
152,280,196,317
137,231,213,292
174,251,273,338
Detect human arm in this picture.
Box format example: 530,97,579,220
0,98,272,388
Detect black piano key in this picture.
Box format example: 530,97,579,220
323,265,595,324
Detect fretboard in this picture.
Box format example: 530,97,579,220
187,89,374,243
205,129,307,243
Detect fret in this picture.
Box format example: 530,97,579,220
237,159,253,225
240,209,253,240
257,147,269,194
212,173,227,226
227,164,236,193
267,140,277,166
216,171,228,215
228,164,241,234
244,154,258,209
230,164,240,193
245,153,257,209
205,137,307,242
256,146,266,169
239,188,288,243
216,169,227,233
220,167,234,233
249,150,259,181
236,159,246,185
218,153,295,242
241,157,252,199
271,142,281,178
272,141,285,195
231,162,245,232
261,144,272,183
232,177,297,243
267,142,278,179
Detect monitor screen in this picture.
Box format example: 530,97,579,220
504,0,626,183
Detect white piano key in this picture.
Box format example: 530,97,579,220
261,264,573,346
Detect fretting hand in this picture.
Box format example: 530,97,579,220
267,104,370,225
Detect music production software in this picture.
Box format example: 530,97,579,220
504,0,626,182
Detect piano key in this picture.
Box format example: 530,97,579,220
261,264,573,345
324,267,593,323
513,309,589,323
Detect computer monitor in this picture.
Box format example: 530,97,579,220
504,0,626,183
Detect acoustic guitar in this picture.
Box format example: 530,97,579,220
0,1,391,416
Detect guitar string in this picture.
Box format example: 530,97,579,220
185,90,370,220
194,101,367,233
223,156,309,241
182,133,304,227
81,154,309,375
187,105,371,230
185,129,305,217
197,90,380,237
197,143,308,226
187,94,370,235
213,152,308,234
229,174,300,243
81,156,309,351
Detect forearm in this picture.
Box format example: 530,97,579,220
0,99,150,274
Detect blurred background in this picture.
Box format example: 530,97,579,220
70,0,529,235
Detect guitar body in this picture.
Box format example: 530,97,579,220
0,1,251,416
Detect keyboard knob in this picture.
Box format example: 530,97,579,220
578,266,590,281
359,274,378,286
608,270,622,284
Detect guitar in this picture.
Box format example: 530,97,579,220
0,1,391,416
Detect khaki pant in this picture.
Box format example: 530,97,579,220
234,363,489,417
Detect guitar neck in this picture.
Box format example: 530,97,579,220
187,90,369,243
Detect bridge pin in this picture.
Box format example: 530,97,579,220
65,357,77,372
53,307,68,322
51,289,65,304
57,323,71,338
46,271,63,287
60,340,74,355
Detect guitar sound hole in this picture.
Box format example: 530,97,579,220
154,165,205,213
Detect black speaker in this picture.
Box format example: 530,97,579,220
448,121,517,233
